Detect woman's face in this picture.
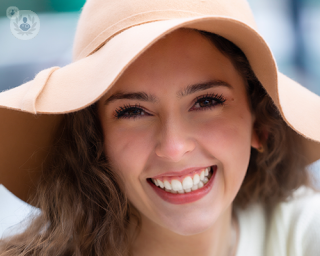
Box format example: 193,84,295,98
98,29,259,235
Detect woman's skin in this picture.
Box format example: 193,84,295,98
98,29,260,256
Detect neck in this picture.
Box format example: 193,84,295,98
131,206,239,256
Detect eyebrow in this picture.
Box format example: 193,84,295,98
104,80,232,105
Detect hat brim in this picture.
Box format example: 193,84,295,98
1,16,320,202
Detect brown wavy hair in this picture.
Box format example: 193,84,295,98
198,31,311,208
0,29,313,255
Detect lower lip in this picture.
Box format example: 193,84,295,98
149,166,217,204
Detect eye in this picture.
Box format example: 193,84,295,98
190,93,226,111
114,93,226,119
114,104,149,119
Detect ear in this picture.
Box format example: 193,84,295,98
251,128,260,150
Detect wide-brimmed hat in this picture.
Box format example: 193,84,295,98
1,0,320,203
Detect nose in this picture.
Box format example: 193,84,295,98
155,116,196,162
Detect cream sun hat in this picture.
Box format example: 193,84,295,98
1,0,320,203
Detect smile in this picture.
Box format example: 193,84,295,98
148,166,217,204
151,166,213,193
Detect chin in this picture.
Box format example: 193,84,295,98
159,206,223,236
168,218,216,236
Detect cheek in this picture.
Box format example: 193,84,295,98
103,125,154,183
196,114,253,152
103,125,160,214
195,113,253,191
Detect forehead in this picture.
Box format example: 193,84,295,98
104,29,245,95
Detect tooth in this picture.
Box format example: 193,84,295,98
205,167,209,176
182,176,193,190
157,179,164,188
171,180,183,191
170,190,177,194
152,179,159,186
198,181,204,188
200,170,205,181
191,184,198,191
165,188,171,192
178,190,184,194
203,177,209,184
164,180,172,190
184,188,191,193
193,174,200,185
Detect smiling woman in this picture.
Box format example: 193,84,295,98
0,0,320,256
98,29,256,241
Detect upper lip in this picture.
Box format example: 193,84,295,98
150,166,212,179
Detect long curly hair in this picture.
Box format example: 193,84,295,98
0,29,313,255
199,31,311,208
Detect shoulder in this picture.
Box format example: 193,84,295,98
266,186,320,256
235,186,320,256
236,203,267,256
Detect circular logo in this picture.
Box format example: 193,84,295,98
10,10,40,40
6,6,19,19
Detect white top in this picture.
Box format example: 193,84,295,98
235,187,320,256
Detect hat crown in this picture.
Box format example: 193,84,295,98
73,0,257,61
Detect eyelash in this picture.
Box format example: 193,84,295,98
113,93,226,119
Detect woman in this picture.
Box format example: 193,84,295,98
0,0,320,255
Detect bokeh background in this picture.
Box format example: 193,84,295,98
1,0,320,238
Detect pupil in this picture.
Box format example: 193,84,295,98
128,108,140,115
200,98,211,107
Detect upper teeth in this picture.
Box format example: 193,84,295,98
152,167,211,193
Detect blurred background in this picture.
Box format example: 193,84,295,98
0,0,320,238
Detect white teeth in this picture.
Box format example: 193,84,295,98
157,179,164,188
191,184,199,191
182,176,193,190
200,170,205,181
193,174,200,185
171,179,183,191
152,179,158,186
205,167,209,176
152,166,213,193
164,180,172,190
